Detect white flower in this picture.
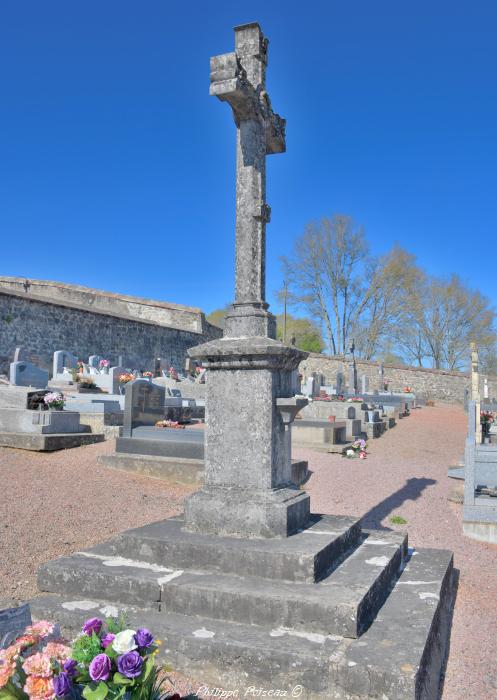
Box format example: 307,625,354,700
112,629,137,654
346,449,355,457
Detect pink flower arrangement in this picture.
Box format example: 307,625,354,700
0,617,169,700
344,439,368,459
43,393,65,410
142,371,153,378
99,359,110,368
0,619,71,700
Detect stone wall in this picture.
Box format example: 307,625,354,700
0,281,222,376
0,277,206,333
300,354,497,404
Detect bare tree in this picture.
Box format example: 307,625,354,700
394,275,495,370
281,216,418,358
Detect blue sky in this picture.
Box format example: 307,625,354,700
0,1,495,315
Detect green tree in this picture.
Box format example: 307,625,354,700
206,305,231,329
276,314,324,353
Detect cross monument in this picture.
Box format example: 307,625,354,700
186,23,309,538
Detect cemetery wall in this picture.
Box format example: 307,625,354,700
300,353,497,404
0,280,222,375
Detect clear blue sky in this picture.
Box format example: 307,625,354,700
0,1,495,315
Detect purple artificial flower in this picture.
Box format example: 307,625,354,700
62,659,78,677
53,672,72,698
89,654,112,682
117,651,143,679
101,633,115,649
82,617,103,636
134,628,154,649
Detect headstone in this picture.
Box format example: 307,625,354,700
13,347,27,363
53,350,78,379
378,362,385,391
302,376,315,398
0,601,31,649
336,371,344,395
361,374,369,395
348,360,357,395
88,355,102,368
154,358,162,377
9,361,48,388
122,379,166,438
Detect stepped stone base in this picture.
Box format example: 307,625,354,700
33,515,455,698
100,454,309,488
0,432,104,451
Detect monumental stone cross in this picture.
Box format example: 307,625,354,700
186,24,309,538
470,341,482,442
210,22,286,338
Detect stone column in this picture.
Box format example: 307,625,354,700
471,342,481,443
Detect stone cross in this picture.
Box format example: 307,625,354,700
470,342,481,443
186,24,309,538
210,22,286,338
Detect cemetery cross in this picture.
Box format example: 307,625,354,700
210,22,285,337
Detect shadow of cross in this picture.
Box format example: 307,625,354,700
360,477,437,531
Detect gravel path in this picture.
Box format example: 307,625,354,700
297,404,497,700
0,404,496,699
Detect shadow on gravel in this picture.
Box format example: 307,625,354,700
361,477,437,530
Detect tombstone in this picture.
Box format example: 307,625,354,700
0,601,31,649
378,361,385,391
336,371,344,395
361,374,369,395
348,360,358,395
154,358,162,377
52,350,78,381
88,355,102,368
9,361,48,388
122,379,166,437
302,376,315,398
13,346,28,363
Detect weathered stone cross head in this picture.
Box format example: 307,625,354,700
210,23,285,338
210,23,286,154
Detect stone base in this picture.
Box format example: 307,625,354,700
100,453,309,488
184,485,310,538
223,303,277,339
100,453,204,486
0,432,104,451
462,519,497,544
33,515,455,699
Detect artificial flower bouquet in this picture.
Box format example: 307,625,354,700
98,360,110,369
344,439,368,460
119,373,134,385
155,420,185,430
43,393,65,410
0,617,173,700
480,410,494,425
142,372,153,379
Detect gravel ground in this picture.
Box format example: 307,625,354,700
0,404,496,699
296,404,497,700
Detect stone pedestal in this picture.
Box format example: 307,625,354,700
185,336,309,538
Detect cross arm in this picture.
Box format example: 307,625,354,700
210,52,286,154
